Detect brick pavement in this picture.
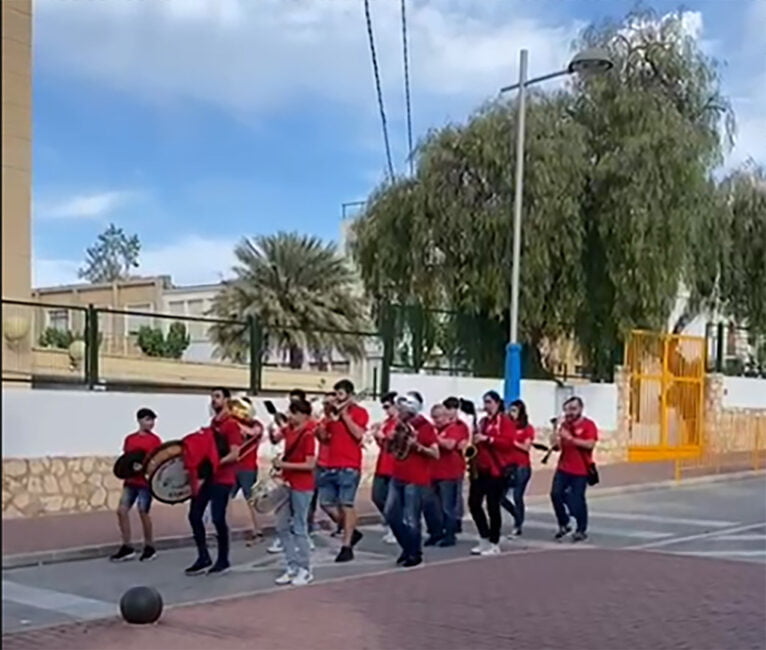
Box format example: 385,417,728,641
4,548,765,650
2,462,679,557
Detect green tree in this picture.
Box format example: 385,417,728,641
717,164,766,334
78,224,141,283
209,232,369,368
351,9,734,380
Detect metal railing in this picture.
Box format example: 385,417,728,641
2,298,387,395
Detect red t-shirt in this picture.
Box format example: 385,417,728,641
374,416,398,477
325,404,369,470
557,417,598,477
432,420,469,481
211,414,244,486
475,413,516,478
282,421,318,492
123,431,162,488
238,419,263,472
392,415,438,487
316,417,332,468
512,424,535,468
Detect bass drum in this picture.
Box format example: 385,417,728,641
144,441,192,505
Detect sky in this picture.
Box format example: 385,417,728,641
32,0,766,288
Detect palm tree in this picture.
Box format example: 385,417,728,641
209,232,369,369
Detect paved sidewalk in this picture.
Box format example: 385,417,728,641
4,548,765,650
2,462,679,559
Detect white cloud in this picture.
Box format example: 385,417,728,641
34,235,237,289
36,191,135,220
34,0,579,123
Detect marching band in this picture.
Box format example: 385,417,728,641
110,380,599,585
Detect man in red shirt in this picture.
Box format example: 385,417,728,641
186,387,243,576
273,399,318,587
424,403,469,547
371,391,398,543
316,379,369,563
110,408,162,562
385,392,439,568
550,396,598,542
442,396,467,533
231,406,264,545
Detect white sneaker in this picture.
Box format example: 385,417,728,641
274,569,296,585
267,538,283,554
471,539,490,555
481,543,501,556
382,531,397,544
291,568,314,586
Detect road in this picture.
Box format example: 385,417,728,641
3,476,765,639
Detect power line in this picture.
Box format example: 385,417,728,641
363,0,395,182
400,0,414,176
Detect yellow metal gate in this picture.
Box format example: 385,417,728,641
626,331,706,462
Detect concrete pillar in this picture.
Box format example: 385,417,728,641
2,0,33,382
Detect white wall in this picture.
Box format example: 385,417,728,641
1,389,386,459
722,376,766,409
390,373,617,431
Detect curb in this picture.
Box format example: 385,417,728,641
3,469,763,570
1,513,383,570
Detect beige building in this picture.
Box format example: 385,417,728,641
2,0,33,381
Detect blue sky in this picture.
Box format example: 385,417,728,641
32,0,765,288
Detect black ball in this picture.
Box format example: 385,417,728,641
119,586,163,625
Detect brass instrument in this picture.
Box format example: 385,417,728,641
388,419,416,461
462,441,478,461
247,446,288,514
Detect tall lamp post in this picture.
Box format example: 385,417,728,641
501,47,613,405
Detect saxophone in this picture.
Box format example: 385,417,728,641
389,419,416,461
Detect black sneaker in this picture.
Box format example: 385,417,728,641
572,531,588,543
350,529,364,547
554,525,572,540
396,552,408,566
109,545,135,562
334,546,354,563
139,546,157,562
436,537,456,548
184,558,213,576
402,555,422,568
424,535,443,547
207,561,231,575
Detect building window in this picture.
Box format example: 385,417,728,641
47,309,69,331
126,303,153,333
186,299,206,340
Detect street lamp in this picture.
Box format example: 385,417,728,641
501,47,613,405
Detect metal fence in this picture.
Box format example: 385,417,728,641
675,410,766,480
2,299,386,396
706,322,766,378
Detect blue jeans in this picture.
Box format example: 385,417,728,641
550,470,588,533
275,489,313,572
371,475,391,518
501,466,532,529
231,469,258,500
120,485,152,514
188,482,231,566
424,479,461,542
384,479,427,560
317,468,361,508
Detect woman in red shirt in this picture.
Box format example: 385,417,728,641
501,399,534,538
469,391,515,556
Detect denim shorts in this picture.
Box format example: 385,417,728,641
317,468,361,508
120,485,152,514
231,469,258,501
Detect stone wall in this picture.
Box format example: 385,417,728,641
3,455,122,518
2,427,625,518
